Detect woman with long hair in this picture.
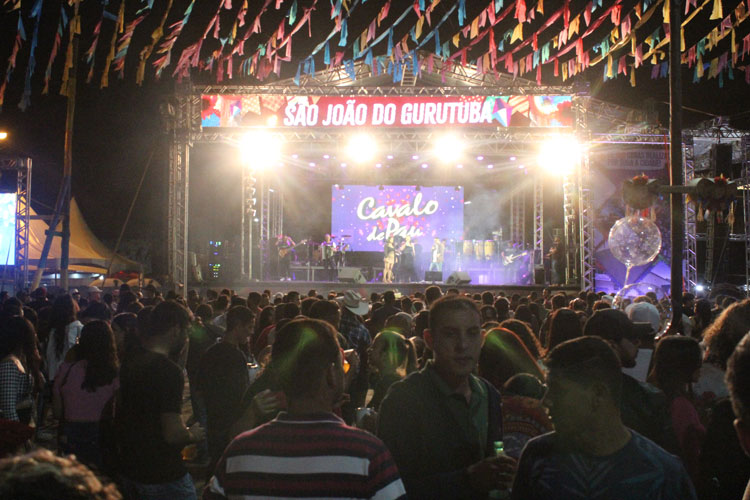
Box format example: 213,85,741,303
479,328,544,390
45,295,83,384
383,236,396,283
695,299,750,405
649,336,704,482
367,330,418,410
0,317,42,423
53,320,119,469
499,319,543,360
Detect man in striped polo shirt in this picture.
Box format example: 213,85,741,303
203,318,406,500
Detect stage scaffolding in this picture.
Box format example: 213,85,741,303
0,157,31,289
681,120,750,295
165,57,648,294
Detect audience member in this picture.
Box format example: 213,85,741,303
512,336,697,500
648,336,705,482
116,301,205,500
378,296,515,499
196,306,255,467
367,330,417,410
53,320,119,469
583,309,677,453
204,319,406,500
0,449,122,499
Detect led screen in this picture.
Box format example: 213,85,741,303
0,193,15,266
331,185,463,252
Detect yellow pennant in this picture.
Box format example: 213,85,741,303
511,23,523,43
630,66,636,86
663,0,670,23
453,33,460,48
416,17,424,39
471,17,479,39
681,28,685,52
710,0,723,20
607,54,614,78
537,0,543,14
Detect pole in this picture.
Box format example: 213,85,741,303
669,0,684,331
60,1,81,292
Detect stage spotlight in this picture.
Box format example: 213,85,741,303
239,130,282,169
0,131,7,140
346,133,377,163
537,135,581,176
695,284,705,292
433,133,464,164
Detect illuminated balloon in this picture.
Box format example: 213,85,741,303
608,215,662,267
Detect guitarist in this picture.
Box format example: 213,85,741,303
276,234,297,281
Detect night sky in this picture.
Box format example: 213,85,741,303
0,0,747,275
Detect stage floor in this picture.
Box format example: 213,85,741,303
201,280,580,297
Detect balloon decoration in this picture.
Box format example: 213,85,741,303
608,214,662,285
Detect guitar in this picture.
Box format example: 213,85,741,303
503,251,529,265
278,240,307,258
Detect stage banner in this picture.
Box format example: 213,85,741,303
590,146,670,293
0,193,16,266
331,185,464,252
201,94,574,128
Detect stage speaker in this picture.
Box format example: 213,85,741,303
711,143,733,178
338,267,366,284
0,169,17,193
534,267,546,285
445,271,471,285
425,271,443,282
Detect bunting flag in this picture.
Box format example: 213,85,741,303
136,0,173,84
85,1,111,84
114,14,147,79
60,0,82,97
100,0,126,88
19,0,43,110
154,0,196,78
0,11,25,110
43,4,68,94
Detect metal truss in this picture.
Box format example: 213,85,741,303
533,175,544,268
510,191,525,247
195,51,584,97
575,98,595,291
683,135,698,292
258,181,283,280
0,157,31,290
562,174,578,285
241,167,254,279
166,93,192,294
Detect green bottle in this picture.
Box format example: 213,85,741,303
489,441,510,499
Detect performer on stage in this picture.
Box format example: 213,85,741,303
429,238,445,272
383,236,396,283
321,234,338,281
399,235,416,283
276,234,296,281
548,236,566,285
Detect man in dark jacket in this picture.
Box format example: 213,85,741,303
378,296,515,500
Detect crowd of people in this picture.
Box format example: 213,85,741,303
0,282,749,499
